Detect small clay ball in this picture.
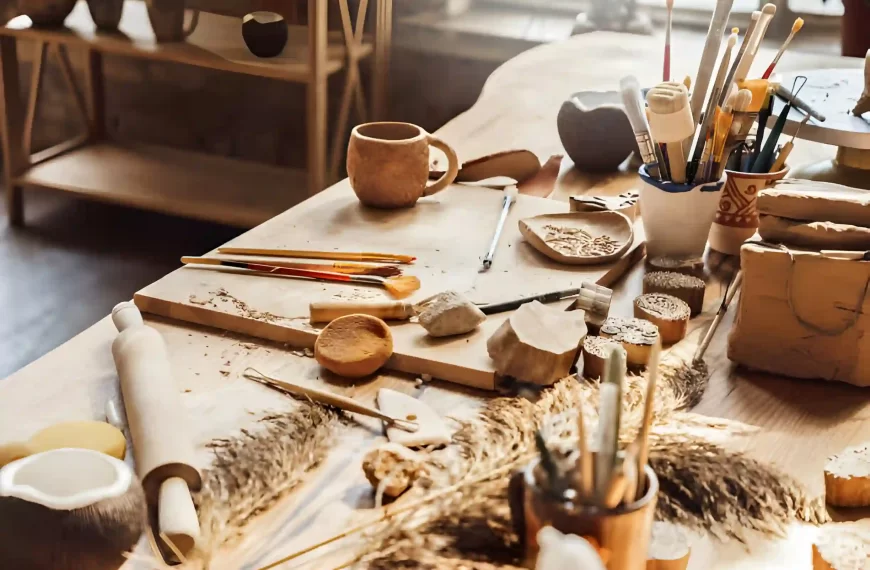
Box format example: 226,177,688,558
315,314,393,378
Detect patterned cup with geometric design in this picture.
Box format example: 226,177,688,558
708,167,789,255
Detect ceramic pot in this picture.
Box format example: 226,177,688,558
557,91,636,172
18,0,77,26
638,165,725,258
347,122,460,208
509,456,658,570
0,448,146,570
242,11,288,58
147,0,199,42
86,0,123,30
708,167,789,255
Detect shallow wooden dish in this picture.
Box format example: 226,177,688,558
519,211,633,265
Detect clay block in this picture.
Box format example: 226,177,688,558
757,181,870,227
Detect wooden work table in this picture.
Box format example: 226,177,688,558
2,33,868,569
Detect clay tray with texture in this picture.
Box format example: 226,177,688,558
518,211,634,265
135,183,645,390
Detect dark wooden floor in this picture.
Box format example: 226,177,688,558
0,189,239,378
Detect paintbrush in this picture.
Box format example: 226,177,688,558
630,338,662,502
620,75,661,179
482,186,518,271
733,3,777,84
182,256,401,277
664,0,674,82
762,18,804,79
183,258,421,299
647,83,694,182
595,346,625,502
478,284,611,316
748,93,774,170
753,76,807,172
689,0,736,130
217,247,416,264
694,270,743,364
720,11,759,106
243,368,419,432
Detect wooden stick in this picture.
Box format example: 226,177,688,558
689,0,735,130
217,247,415,264
694,270,744,363
243,368,418,432
576,392,594,501
595,347,625,501
23,41,46,155
632,338,661,501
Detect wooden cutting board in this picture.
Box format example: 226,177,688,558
135,182,644,390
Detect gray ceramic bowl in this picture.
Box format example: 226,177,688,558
557,91,638,172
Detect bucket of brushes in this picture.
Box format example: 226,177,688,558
708,166,789,255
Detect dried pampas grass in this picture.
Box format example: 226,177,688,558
184,402,341,569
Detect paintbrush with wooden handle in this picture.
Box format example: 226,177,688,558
182,256,401,277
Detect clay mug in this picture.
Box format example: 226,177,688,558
347,122,460,208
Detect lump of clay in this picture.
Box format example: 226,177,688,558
362,442,428,498
825,443,870,507
315,314,393,378
417,290,486,337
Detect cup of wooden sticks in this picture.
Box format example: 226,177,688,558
638,165,725,258
708,166,789,255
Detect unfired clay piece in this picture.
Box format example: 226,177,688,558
362,442,428,498
377,388,452,448
417,291,486,337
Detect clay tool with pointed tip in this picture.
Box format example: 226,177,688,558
768,113,809,172
243,368,420,433
762,18,804,79
482,185,518,271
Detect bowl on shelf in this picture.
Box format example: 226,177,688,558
18,0,77,26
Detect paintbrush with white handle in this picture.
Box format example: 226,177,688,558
647,83,694,183
719,12,758,107
621,76,661,179
762,18,804,79
733,3,777,84
689,0,735,129
481,185,518,271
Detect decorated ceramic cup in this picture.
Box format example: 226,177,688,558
638,166,725,258
708,167,789,255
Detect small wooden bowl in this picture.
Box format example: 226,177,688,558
519,211,633,265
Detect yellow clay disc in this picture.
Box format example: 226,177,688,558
28,420,127,460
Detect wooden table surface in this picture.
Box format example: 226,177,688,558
2,32,868,569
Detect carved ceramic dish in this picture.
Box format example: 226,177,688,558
519,211,633,265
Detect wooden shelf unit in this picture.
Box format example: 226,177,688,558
0,0,393,227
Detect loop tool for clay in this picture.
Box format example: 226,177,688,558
243,368,419,433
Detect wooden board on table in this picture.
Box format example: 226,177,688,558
135,182,645,390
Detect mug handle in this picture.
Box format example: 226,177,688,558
423,135,459,197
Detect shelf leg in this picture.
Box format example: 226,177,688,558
0,37,27,226
373,0,392,121
307,0,329,195
52,44,90,135
23,41,47,156
84,49,106,141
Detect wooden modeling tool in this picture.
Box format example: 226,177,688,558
762,18,804,79
479,282,612,316
690,29,738,179
182,256,400,277
377,388,452,447
631,338,661,502
733,3,777,84
482,186,518,271
216,247,416,264
664,0,674,82
595,346,625,501
689,0,736,129
111,302,202,561
183,257,420,299
693,271,743,364
720,11,759,106
647,83,694,182
620,76,661,179
309,300,417,323
769,113,809,172
243,368,419,433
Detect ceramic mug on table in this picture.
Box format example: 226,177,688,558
347,122,460,208
638,165,726,258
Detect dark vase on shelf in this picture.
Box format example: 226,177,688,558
86,0,123,30
146,0,199,42
17,0,77,26
842,0,870,57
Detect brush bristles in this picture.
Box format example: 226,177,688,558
792,17,804,32
385,275,421,299
620,76,649,133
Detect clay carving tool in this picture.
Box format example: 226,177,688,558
693,270,743,364
762,18,804,79
111,302,202,561
620,75,661,179
733,3,777,84
775,83,826,122
478,283,612,316
595,346,625,502
183,258,421,299
182,256,401,277
720,11,759,105
753,76,807,173
769,113,809,172
243,368,419,433
646,83,694,182
748,93,774,170
481,185,518,271
718,89,754,177
689,0,736,130
216,247,416,264
664,0,674,82
690,29,738,180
